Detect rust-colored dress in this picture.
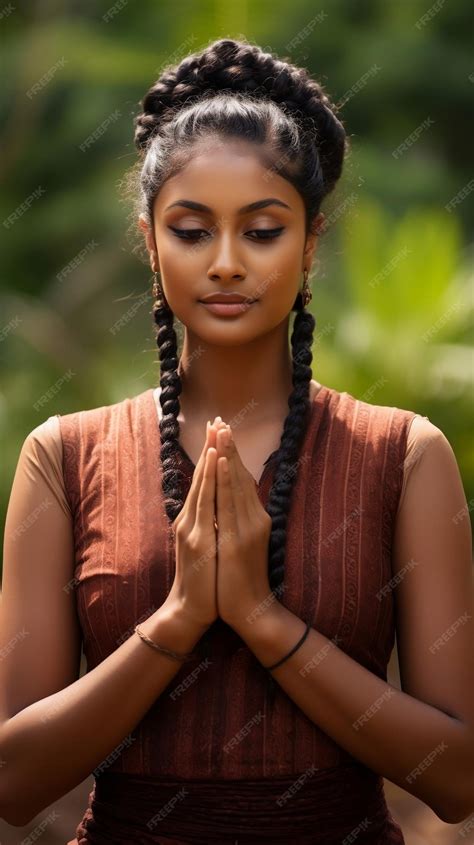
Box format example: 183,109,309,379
9,382,451,843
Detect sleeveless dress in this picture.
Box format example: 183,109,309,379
13,383,440,844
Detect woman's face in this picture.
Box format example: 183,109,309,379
139,139,321,346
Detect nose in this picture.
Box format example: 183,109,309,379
207,231,247,282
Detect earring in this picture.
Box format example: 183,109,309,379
301,268,312,308
152,270,168,309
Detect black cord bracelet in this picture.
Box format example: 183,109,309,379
264,621,311,671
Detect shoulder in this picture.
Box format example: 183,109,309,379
399,413,458,507
56,389,151,440
21,414,63,475
12,414,71,519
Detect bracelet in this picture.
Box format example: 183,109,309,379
264,622,311,671
134,624,199,662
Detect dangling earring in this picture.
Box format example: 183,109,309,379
152,270,168,309
301,268,312,308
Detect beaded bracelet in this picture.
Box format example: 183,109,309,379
134,624,199,662
264,621,311,671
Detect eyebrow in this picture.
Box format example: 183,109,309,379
164,198,292,214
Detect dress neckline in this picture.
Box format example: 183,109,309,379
148,383,328,488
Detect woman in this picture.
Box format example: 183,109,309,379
1,37,472,844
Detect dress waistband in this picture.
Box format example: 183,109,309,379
74,763,404,845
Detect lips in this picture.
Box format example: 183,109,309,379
199,292,256,304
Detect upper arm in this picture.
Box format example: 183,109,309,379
0,416,82,723
392,415,473,729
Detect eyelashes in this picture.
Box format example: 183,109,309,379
168,226,285,243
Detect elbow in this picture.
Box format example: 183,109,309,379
0,800,37,828
432,789,474,825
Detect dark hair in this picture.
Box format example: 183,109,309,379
129,36,348,616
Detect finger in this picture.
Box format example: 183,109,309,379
218,426,249,525
185,420,214,514
225,426,261,519
216,454,236,542
195,445,217,529
183,418,226,519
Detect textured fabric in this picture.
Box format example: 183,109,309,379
11,382,441,843
69,763,404,844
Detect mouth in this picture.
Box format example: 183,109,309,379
198,299,257,317
198,293,257,304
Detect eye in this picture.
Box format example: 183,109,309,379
169,226,285,242
169,227,210,242
247,227,285,241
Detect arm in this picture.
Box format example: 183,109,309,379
230,418,474,824
0,418,208,827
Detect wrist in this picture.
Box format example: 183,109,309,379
144,600,210,655
231,596,285,640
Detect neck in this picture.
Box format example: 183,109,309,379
177,322,295,427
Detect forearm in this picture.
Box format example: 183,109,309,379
233,601,473,823
0,600,209,826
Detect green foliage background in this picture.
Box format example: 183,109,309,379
1,0,473,577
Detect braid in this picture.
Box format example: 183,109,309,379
127,38,348,689
266,307,316,596
152,296,184,524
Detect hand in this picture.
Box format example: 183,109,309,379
214,424,275,632
167,417,227,630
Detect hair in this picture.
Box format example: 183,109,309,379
127,38,348,676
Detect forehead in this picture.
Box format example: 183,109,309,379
153,139,303,217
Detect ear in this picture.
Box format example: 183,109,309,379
138,213,159,272
303,211,325,271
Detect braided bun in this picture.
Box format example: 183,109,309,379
134,37,347,195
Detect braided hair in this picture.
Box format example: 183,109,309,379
130,37,348,602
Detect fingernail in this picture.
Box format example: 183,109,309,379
215,416,222,424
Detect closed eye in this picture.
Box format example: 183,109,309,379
169,226,285,242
